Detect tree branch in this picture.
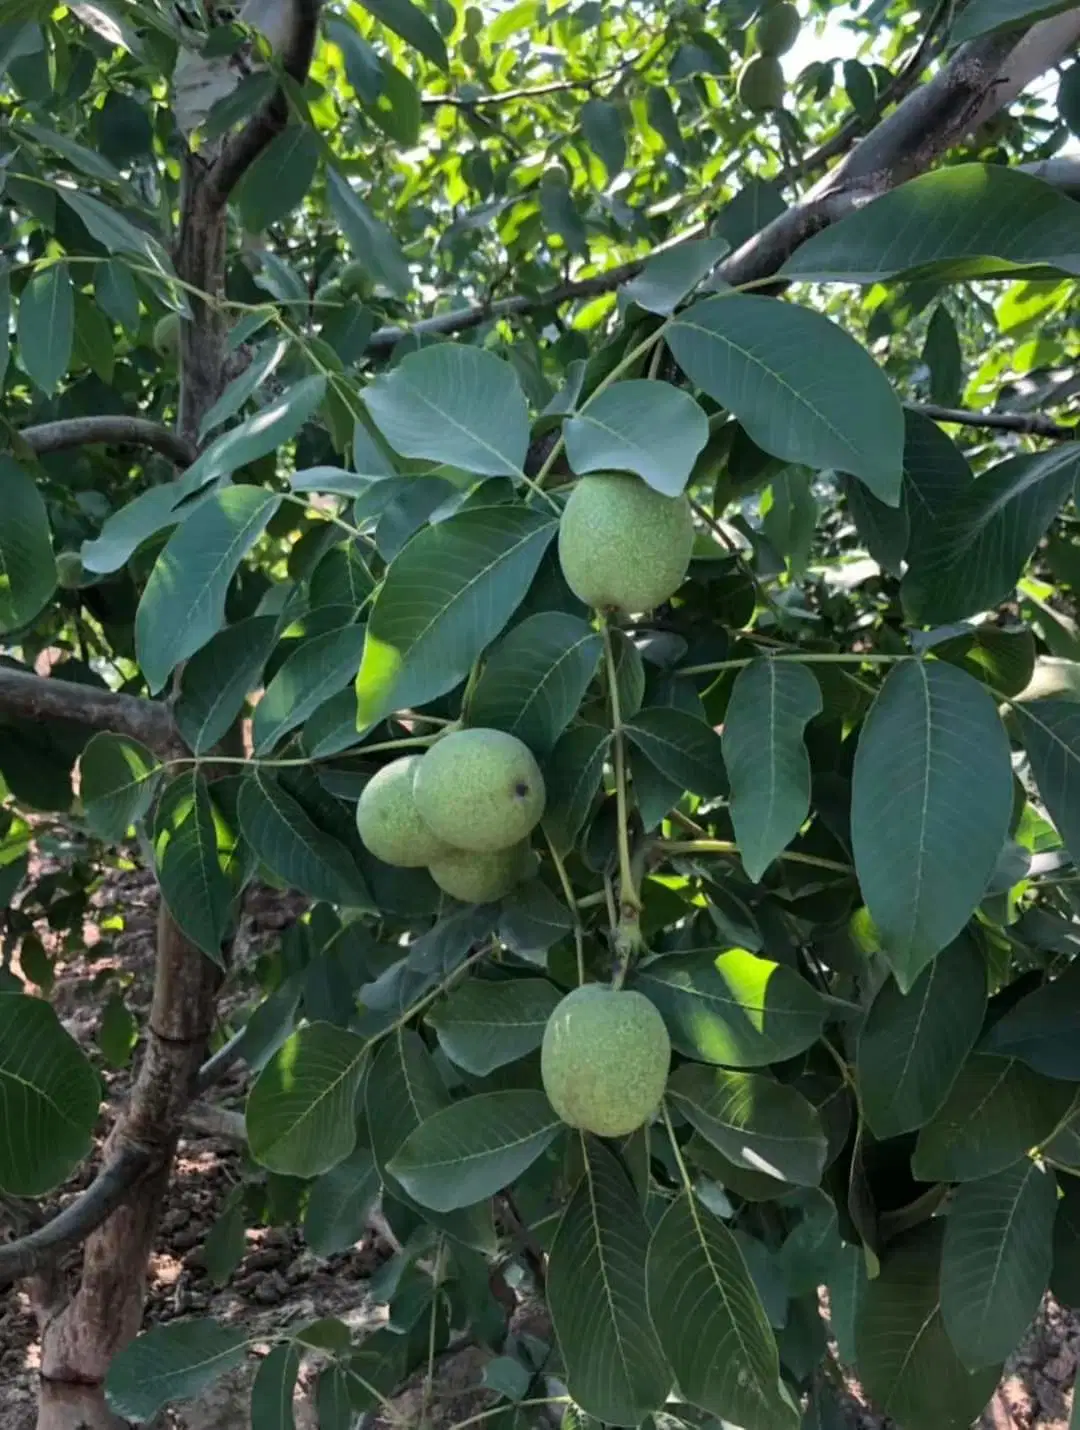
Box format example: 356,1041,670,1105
19,417,196,468
0,667,182,759
0,1145,154,1286
910,401,1077,439
205,1,321,208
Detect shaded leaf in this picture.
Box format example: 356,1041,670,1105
542,724,610,856
357,0,447,68
153,772,232,964
304,1142,380,1257
17,262,73,393
247,1021,367,1176
174,614,279,754
237,770,370,906
623,706,727,798
428,977,561,1075
177,378,327,495
0,455,56,633
250,1342,301,1430
981,960,1080,1078
105,1320,248,1423
327,168,412,297
621,236,730,315
564,381,709,497
236,124,320,231
80,732,160,841
1015,700,1080,868
253,625,367,753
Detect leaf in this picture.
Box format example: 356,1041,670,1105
17,263,73,393
903,445,1080,625
647,1192,796,1430
924,305,962,406
98,992,138,1068
622,707,728,798
105,1319,248,1422
199,338,290,440
667,1063,827,1186
634,948,829,1067
135,487,280,695
667,294,904,503
0,993,100,1195
723,659,822,881
388,1089,561,1211
237,769,370,906
467,612,602,756
850,660,1013,990
952,0,1074,43
0,455,56,633
548,1137,670,1424
355,504,557,727
542,724,610,855
427,977,562,1075
941,1159,1057,1369
153,772,232,964
912,1053,1073,1182
621,236,730,315
21,119,123,180
246,1021,367,1176
253,625,367,753
981,959,1080,1078
177,377,327,495
844,474,910,573
364,345,529,476
80,732,160,841
781,165,1080,283
250,1342,301,1430
857,931,987,1139
1015,700,1080,868
304,1142,380,1256
174,614,280,754
62,190,178,289
326,168,412,297
80,483,193,575
564,380,709,497
580,96,626,177
358,0,447,66
236,124,320,231
855,1225,999,1430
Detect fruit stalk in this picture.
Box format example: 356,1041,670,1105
601,617,643,975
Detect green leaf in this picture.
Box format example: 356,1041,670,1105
933,624,1035,697
782,165,1080,283
622,706,728,798
844,474,910,573
95,258,140,335
923,305,962,406
135,486,280,694
981,959,1080,1078
542,724,610,855
98,991,138,1068
304,1142,380,1257
357,0,447,67
80,732,160,841
722,659,822,882
1014,700,1080,868
355,504,557,727
364,345,529,476
548,1137,670,1424
174,614,279,754
0,455,56,633
253,625,367,753
153,772,232,965
17,262,73,394
941,1159,1057,1369
857,932,987,1139
563,380,708,498
327,168,412,297
850,660,1013,990
199,337,290,441
80,483,194,576
667,294,904,504
0,993,100,1195
177,377,327,495
250,1342,301,1430
236,124,320,231
912,1053,1073,1182
246,1021,367,1176
621,236,730,315
580,96,626,177
634,948,829,1067
951,0,1074,43
388,1089,561,1211
667,1063,827,1186
62,190,178,289
467,612,602,756
903,445,1080,625
237,769,370,906
427,977,562,1075
647,1192,796,1430
105,1319,248,1422
855,1225,999,1430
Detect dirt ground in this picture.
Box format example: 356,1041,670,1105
2,854,1079,1429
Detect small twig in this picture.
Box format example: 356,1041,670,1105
18,417,196,467
910,401,1076,440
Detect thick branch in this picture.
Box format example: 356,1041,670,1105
911,401,1077,439
0,1146,153,1285
0,667,182,758
19,417,196,468
205,2,321,207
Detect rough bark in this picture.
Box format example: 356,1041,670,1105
0,668,181,759
18,418,196,467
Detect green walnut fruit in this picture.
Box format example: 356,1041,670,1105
355,756,453,867
152,312,181,358
738,55,785,111
541,985,671,1138
414,728,545,853
428,840,533,903
754,2,800,56
338,259,369,297
557,473,694,615
55,551,85,590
